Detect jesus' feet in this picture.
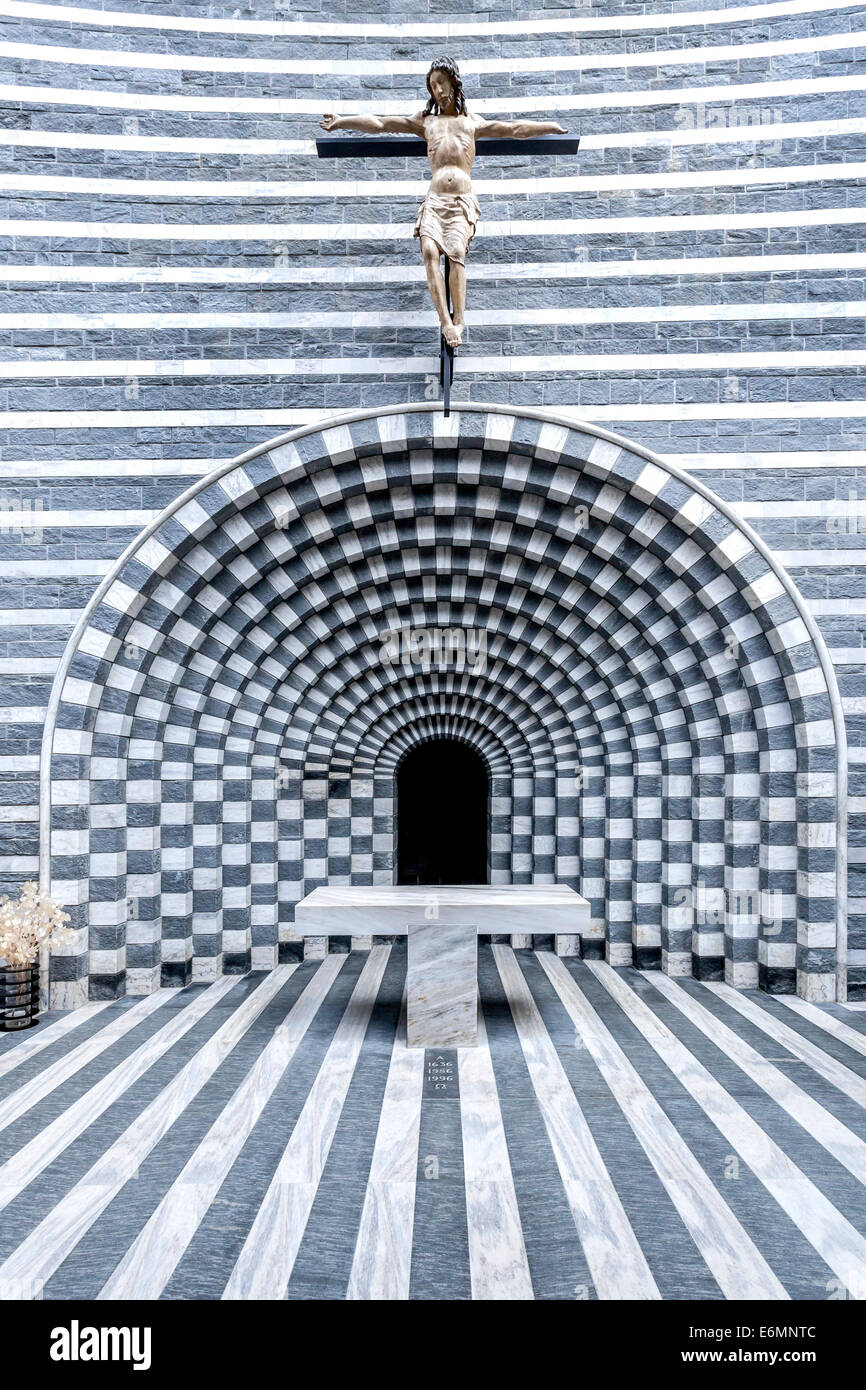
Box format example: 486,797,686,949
442,321,461,349
451,320,465,346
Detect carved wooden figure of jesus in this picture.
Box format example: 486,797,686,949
321,57,567,348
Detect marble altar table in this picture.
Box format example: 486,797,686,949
293,884,590,1047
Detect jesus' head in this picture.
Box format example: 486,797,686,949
423,57,467,117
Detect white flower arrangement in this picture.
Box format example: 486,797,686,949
0,882,73,969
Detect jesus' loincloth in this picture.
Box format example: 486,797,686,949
413,191,481,266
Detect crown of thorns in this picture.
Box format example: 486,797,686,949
423,56,468,115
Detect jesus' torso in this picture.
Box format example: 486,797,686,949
422,113,478,195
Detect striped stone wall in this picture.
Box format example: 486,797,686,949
0,0,864,993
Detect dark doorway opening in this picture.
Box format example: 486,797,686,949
396,739,489,885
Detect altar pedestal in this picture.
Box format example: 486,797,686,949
407,921,477,1047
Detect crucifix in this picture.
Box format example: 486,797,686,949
318,55,580,414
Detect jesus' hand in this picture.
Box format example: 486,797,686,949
320,114,339,131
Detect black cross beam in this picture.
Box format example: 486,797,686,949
315,135,580,159
316,134,581,416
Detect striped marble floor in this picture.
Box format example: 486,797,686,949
2,943,866,1301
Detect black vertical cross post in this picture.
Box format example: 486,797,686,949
316,135,580,414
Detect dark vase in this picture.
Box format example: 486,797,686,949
0,962,40,1030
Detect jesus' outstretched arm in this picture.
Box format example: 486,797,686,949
320,112,426,135
472,116,568,138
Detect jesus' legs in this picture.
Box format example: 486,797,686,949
420,237,461,348
448,261,466,345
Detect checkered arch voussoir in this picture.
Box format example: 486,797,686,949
43,407,843,1007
